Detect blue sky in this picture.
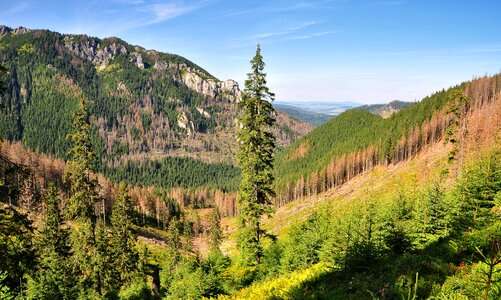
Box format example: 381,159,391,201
1,0,500,104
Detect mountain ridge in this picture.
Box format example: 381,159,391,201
0,25,312,191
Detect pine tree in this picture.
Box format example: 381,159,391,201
110,182,139,285
26,186,76,299
236,44,276,265
63,96,102,295
208,207,222,251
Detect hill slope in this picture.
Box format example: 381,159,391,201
219,74,501,299
0,25,312,190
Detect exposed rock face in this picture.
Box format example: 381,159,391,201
0,25,31,35
359,100,413,119
183,72,219,98
181,71,242,102
130,52,144,69
153,60,168,70
0,25,11,35
63,36,129,68
220,79,242,101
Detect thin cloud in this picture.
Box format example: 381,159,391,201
252,21,323,40
218,0,338,19
141,2,198,26
267,0,341,12
67,0,209,37
217,8,258,18
284,31,336,41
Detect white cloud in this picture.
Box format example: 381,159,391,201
144,2,197,25
284,31,336,41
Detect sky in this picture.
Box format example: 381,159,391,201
1,0,501,104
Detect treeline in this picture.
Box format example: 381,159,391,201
102,156,240,191
209,73,501,217
0,139,243,230
270,73,501,206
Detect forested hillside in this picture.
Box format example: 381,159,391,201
1,23,500,300
0,25,311,192
219,74,501,299
271,75,499,204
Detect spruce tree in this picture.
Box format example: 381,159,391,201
208,207,222,251
236,44,276,265
110,182,139,285
63,96,102,295
26,186,76,299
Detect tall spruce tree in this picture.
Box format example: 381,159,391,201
208,207,223,251
110,182,139,285
63,96,102,295
236,44,276,265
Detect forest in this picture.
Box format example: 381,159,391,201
1,25,501,300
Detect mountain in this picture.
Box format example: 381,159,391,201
220,73,501,299
274,100,412,126
358,100,413,118
210,73,501,214
273,100,362,126
1,24,500,299
0,25,312,190
274,103,333,126
276,100,360,115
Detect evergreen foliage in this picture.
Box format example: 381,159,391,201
208,207,223,251
103,157,240,191
236,44,276,265
273,85,461,193
0,146,34,295
25,186,76,299
63,96,103,295
110,182,140,285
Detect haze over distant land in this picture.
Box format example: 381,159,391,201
1,0,500,104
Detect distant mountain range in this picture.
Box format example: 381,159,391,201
274,100,413,126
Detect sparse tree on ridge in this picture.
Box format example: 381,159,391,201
236,44,276,265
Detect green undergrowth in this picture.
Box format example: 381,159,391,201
216,146,501,299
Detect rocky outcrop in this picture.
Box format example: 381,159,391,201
63,36,128,68
153,60,169,70
130,52,144,69
359,100,412,118
220,79,242,101
181,70,242,102
0,25,31,35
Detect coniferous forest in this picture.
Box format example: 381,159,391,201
1,18,501,300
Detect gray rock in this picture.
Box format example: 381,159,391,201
181,69,241,102
0,25,11,35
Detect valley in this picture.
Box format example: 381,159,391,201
1,3,501,299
